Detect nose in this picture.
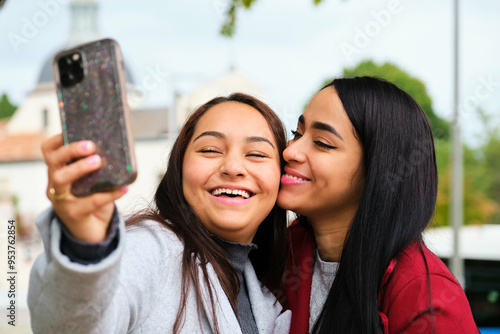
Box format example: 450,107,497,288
220,153,246,177
283,139,306,163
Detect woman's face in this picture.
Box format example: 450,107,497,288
182,101,281,243
277,86,364,225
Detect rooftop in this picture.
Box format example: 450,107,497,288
0,133,48,162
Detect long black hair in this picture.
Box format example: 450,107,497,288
128,93,287,333
312,76,438,333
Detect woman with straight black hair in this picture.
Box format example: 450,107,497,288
29,93,291,333
279,76,478,333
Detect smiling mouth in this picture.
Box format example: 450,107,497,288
210,188,252,199
283,173,309,182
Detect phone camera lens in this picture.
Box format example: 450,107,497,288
58,52,84,88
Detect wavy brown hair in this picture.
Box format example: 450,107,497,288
128,93,287,333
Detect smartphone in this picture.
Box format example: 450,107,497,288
53,38,137,196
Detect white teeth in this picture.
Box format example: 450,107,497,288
211,188,251,199
285,174,306,181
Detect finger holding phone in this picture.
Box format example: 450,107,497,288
42,134,127,242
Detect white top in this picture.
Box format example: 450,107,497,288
309,249,339,332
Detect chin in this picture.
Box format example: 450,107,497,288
277,195,298,211
213,219,252,232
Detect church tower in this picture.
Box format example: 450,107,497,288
66,0,100,47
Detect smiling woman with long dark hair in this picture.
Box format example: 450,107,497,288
280,76,478,333
28,93,290,333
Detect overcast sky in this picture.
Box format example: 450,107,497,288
1,0,499,145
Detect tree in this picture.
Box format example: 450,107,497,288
308,60,450,139
220,0,258,37
0,93,17,120
220,0,326,37
434,139,498,226
482,132,500,223
474,108,500,224
342,60,450,140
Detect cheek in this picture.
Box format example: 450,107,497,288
182,157,201,202
350,165,365,197
333,161,364,201
259,164,281,196
182,166,207,221
315,165,354,194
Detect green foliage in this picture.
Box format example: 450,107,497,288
433,138,499,227
220,0,325,37
480,130,500,223
433,139,449,227
433,106,500,226
342,60,450,140
220,0,258,37
242,0,255,8
220,1,237,37
0,93,17,120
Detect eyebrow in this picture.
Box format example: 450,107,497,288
246,136,275,149
193,131,275,149
298,115,344,141
193,131,224,142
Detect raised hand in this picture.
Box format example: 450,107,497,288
42,134,128,242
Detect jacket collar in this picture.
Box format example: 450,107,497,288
285,219,316,334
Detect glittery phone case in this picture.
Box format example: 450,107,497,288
53,38,137,196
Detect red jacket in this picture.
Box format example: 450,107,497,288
284,221,479,334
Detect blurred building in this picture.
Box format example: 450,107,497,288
175,66,266,131
0,0,171,226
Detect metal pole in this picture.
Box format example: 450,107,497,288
450,0,464,287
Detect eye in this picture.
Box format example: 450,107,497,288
290,130,302,140
314,141,337,150
246,151,268,158
199,147,221,154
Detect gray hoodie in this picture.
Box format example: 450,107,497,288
28,208,291,334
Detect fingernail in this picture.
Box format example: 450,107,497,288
80,141,93,152
87,154,101,166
